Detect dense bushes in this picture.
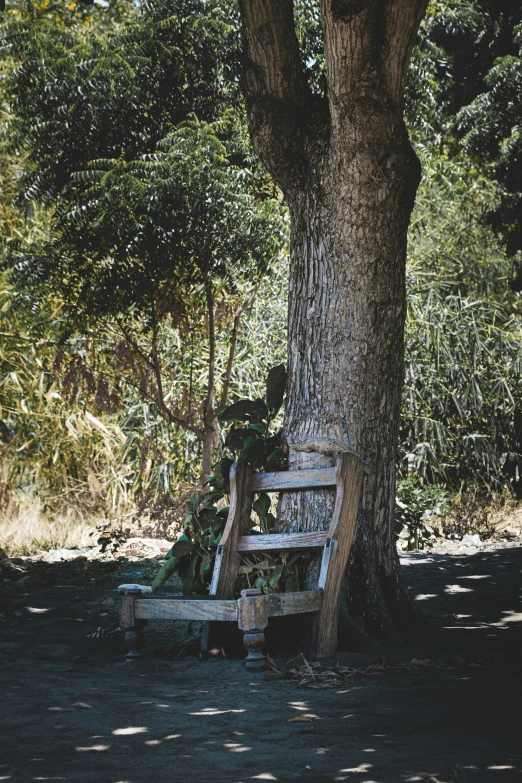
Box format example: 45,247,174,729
1,0,521,546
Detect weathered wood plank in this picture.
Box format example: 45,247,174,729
238,590,269,631
133,590,323,623
249,468,336,492
119,595,136,630
268,590,323,616
314,451,362,658
134,598,238,622
236,531,327,552
209,461,253,599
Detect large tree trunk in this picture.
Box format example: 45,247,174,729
239,0,429,644
281,119,421,644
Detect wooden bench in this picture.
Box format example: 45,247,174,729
119,451,362,668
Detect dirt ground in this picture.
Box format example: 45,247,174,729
1,538,521,783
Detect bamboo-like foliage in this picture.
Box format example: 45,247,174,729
1,0,522,526
0,297,133,511
401,287,522,491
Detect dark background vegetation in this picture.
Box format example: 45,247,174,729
1,0,521,556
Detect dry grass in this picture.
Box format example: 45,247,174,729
0,499,100,557
489,501,522,537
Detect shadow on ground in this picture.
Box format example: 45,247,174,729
0,542,521,782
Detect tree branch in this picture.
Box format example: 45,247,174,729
150,321,205,440
321,0,428,129
382,0,429,103
74,353,205,440
111,319,204,440
217,284,259,413
239,0,313,192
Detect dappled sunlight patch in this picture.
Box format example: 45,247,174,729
25,607,50,613
486,765,515,770
75,744,110,752
457,574,492,580
189,708,247,716
224,743,252,753
444,584,473,593
338,763,373,774
112,726,148,735
495,611,522,626
251,775,279,781
138,702,170,708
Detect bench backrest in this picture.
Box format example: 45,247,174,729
209,452,362,602
249,468,336,492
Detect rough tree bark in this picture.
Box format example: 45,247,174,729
238,0,428,644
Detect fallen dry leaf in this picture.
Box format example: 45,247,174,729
288,716,315,723
265,650,490,688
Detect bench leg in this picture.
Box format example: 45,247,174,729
243,629,266,670
120,593,147,659
238,589,269,671
125,618,147,659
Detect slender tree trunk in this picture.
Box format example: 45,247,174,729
201,425,216,486
239,0,429,644
201,282,217,485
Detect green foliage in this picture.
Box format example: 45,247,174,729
2,0,239,203
236,549,310,595
2,0,522,562
400,150,522,499
395,478,452,550
458,27,522,258
1,0,287,493
0,281,132,510
401,285,522,494
407,1,522,259
152,365,291,594
219,362,287,472
408,148,513,301
151,488,227,594
7,116,283,330
293,0,325,97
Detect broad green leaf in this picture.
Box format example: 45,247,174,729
268,564,284,589
182,555,199,595
218,398,268,423
253,492,270,522
171,538,196,558
266,364,287,412
225,427,253,451
200,553,213,580
151,555,181,593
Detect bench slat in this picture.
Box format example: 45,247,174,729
132,592,323,623
268,590,323,616
134,598,238,622
236,531,328,552
249,468,336,492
